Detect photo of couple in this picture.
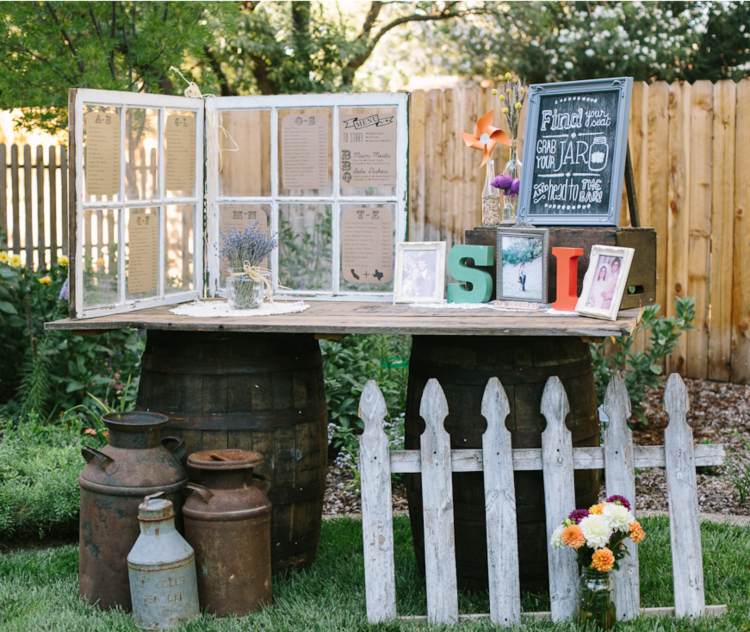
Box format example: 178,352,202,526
585,254,623,311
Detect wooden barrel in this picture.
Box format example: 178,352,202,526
405,335,600,592
136,330,328,571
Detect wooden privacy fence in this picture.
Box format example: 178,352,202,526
358,374,726,626
408,79,750,384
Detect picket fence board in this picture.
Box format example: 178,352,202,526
603,376,640,620
358,380,397,623
664,374,706,618
480,378,520,626
419,379,459,624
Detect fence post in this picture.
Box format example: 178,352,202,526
419,378,458,625
481,377,520,627
358,380,397,623
603,375,640,619
23,144,33,268
664,373,705,618
541,376,578,621
36,145,46,269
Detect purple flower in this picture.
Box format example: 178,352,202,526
509,178,521,195
568,508,589,524
491,174,513,190
606,495,631,510
58,277,69,302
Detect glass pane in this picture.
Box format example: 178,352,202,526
278,204,332,291
165,110,197,198
278,108,332,196
339,107,398,197
340,204,395,292
82,209,119,308
83,106,121,203
219,110,271,197
125,207,159,300
218,204,272,283
165,205,194,294
125,108,158,200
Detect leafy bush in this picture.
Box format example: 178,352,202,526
591,297,695,424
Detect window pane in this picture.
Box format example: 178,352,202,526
165,205,194,294
125,108,158,200
339,107,397,197
125,207,159,300
278,108,332,196
340,204,395,292
82,209,119,308
83,106,121,203
278,204,332,291
165,110,197,198
219,110,271,197
218,203,271,283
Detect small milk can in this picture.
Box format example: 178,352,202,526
79,411,186,610
128,493,200,629
183,449,272,616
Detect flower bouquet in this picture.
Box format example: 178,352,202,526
551,495,646,629
222,224,277,309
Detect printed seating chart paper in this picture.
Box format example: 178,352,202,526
341,205,394,286
84,109,120,198
165,112,196,194
340,107,397,196
280,109,330,192
127,208,158,295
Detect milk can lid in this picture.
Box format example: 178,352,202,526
138,492,174,521
188,449,264,471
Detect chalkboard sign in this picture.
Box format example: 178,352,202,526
517,77,632,226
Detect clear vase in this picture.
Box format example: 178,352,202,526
227,272,266,309
502,140,522,224
577,567,616,630
481,159,501,226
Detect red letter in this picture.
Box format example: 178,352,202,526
552,247,583,311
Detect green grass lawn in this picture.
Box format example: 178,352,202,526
1,516,749,631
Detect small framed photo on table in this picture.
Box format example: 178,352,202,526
576,244,634,320
496,228,549,303
394,241,447,303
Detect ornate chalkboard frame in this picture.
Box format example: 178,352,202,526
517,77,633,226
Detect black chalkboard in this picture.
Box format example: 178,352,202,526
518,78,633,226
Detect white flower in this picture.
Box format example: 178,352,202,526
603,502,634,532
551,525,564,548
579,514,613,549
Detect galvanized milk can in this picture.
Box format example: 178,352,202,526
183,449,272,616
79,411,187,610
128,493,200,629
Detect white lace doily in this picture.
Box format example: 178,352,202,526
170,300,309,318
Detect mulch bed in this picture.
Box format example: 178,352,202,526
323,378,750,517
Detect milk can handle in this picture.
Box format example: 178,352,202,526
252,472,271,494
161,436,186,463
81,446,114,470
185,482,214,503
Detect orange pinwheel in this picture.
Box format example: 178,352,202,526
462,110,509,166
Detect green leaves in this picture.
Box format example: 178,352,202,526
0,301,17,315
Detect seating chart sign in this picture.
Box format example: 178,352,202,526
340,107,397,196
279,108,330,193
165,112,196,195
84,108,120,199
518,77,632,226
127,208,158,295
341,204,394,286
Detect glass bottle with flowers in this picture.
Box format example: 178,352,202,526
551,495,646,630
491,72,526,224
222,224,277,309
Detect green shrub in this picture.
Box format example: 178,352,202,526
590,297,695,423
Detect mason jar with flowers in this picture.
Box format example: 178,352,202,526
551,495,646,630
221,224,277,309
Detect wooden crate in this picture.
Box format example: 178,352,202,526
465,226,656,309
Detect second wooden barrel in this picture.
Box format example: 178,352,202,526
405,335,600,592
136,330,327,571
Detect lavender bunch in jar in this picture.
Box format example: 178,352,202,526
221,224,277,309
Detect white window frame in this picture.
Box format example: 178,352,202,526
204,92,409,301
72,89,204,319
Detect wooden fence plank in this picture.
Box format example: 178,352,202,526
664,373,705,618
731,78,750,383
711,80,736,381
358,380,397,623
11,144,20,254
23,144,33,268
481,377,520,627
36,145,46,269
419,378,458,625
48,146,58,264
603,376,639,620
0,144,6,248
540,376,578,621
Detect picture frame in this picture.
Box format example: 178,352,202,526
517,77,633,226
393,241,447,303
495,228,549,303
575,244,635,320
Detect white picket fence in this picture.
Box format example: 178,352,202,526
358,374,727,626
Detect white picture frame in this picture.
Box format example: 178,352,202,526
495,228,549,303
575,244,634,320
393,242,446,304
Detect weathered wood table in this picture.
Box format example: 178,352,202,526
49,302,641,587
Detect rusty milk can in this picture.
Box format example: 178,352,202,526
79,411,187,610
128,493,200,629
183,449,272,616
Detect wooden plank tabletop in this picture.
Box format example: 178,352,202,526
46,301,642,337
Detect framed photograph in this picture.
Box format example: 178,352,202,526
576,245,634,320
393,241,446,303
496,228,549,303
